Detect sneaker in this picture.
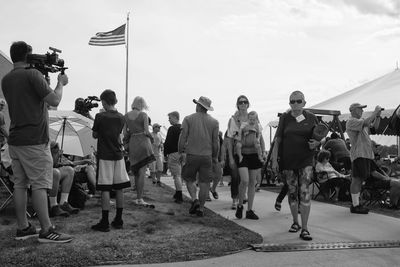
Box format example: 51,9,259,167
235,204,243,219
274,200,282,211
38,226,73,243
219,182,224,187
206,195,212,202
60,202,80,215
111,219,124,229
189,199,200,214
135,199,155,208
15,223,38,240
245,210,259,220
49,205,69,217
210,190,219,199
350,205,369,214
91,221,110,232
196,210,204,217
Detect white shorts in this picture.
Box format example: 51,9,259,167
149,155,163,172
97,159,131,191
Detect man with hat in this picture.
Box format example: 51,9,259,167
178,96,219,217
346,103,382,214
150,123,164,186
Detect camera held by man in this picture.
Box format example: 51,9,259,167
74,96,100,120
26,47,67,78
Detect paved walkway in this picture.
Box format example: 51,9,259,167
111,176,400,267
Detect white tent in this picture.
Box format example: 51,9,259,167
311,69,400,121
310,68,400,148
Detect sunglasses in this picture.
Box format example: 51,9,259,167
289,99,303,104
238,101,249,105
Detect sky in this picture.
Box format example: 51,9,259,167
1,0,399,148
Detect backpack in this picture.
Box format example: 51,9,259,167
68,181,88,210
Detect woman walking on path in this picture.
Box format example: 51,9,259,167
124,96,155,207
226,95,249,209
235,111,266,220
271,90,320,241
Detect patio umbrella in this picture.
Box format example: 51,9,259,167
48,110,97,157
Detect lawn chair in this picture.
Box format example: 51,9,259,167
311,171,337,201
0,164,13,212
360,183,389,207
0,163,36,217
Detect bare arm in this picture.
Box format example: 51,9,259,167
178,119,188,153
212,123,219,161
43,73,68,107
363,105,382,128
271,137,281,172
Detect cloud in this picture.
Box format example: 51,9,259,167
367,26,400,42
341,0,400,18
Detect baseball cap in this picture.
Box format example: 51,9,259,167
349,103,367,112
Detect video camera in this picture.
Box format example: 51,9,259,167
74,96,100,119
26,47,67,77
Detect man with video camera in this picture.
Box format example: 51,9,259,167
1,41,73,243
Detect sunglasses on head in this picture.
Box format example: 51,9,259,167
289,99,303,104
238,100,248,105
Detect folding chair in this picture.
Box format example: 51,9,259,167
360,183,389,207
311,171,336,201
0,164,36,217
0,164,13,212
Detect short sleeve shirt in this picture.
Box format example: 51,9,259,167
346,116,374,161
323,139,350,160
276,110,318,170
1,67,52,145
92,110,125,160
179,112,219,157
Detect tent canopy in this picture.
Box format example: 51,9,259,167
310,69,400,136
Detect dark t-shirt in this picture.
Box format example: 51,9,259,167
323,138,350,160
1,67,52,145
164,123,181,156
276,110,318,170
92,110,125,160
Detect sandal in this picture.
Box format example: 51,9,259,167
288,222,301,233
299,229,312,241
274,200,281,211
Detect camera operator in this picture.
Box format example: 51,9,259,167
73,96,100,120
1,41,72,243
74,97,94,120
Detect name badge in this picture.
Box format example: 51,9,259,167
296,114,305,123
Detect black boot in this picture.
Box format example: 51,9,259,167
175,191,183,204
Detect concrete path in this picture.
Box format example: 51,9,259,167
110,176,400,267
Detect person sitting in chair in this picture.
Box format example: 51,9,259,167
49,141,80,217
366,160,400,209
315,150,351,201
323,132,351,174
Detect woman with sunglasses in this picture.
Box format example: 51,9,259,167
271,91,320,241
226,95,265,219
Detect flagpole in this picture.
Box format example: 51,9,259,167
125,12,130,114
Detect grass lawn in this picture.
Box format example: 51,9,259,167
0,177,262,267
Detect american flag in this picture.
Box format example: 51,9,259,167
88,24,126,46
